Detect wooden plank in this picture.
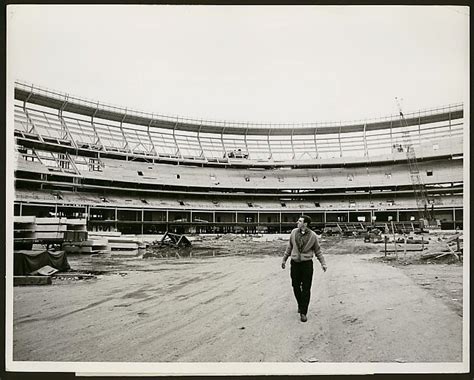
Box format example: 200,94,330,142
109,242,139,249
381,247,425,252
14,231,37,239
14,216,36,224
35,232,65,239
108,237,142,243
88,231,122,237
63,239,107,246
35,225,68,232
14,276,52,286
63,246,109,253
66,225,87,231
64,219,87,225
63,246,81,253
111,249,140,256
35,217,66,224
81,239,108,247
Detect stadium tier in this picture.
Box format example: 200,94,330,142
13,81,464,233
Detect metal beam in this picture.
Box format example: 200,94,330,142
221,125,227,157
267,128,272,160
338,125,343,158
197,122,205,158
172,118,181,158
58,94,78,149
389,118,393,154
91,103,105,151
363,123,368,157
23,108,44,142
244,125,249,158
120,110,130,151
314,127,318,159
290,128,295,160
147,114,158,156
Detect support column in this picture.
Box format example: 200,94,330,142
389,118,393,153
279,212,282,233
314,127,318,159
221,126,227,158
363,123,368,157
147,115,158,156
418,111,422,149
173,119,181,157
120,110,130,151
290,128,295,160
23,85,44,142
338,125,343,158
244,125,250,158
267,128,272,160
197,123,205,158
58,95,78,149
448,108,453,156
90,104,103,150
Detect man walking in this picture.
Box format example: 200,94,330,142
281,215,327,322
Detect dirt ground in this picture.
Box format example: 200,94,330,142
12,234,464,363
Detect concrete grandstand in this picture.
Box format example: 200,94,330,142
13,81,464,235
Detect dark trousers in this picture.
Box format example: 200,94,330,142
290,260,313,315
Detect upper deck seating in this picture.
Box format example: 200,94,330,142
76,157,463,191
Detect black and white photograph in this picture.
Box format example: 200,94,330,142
5,4,469,376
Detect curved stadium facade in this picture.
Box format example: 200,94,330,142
13,81,464,234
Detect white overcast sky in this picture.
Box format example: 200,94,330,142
7,5,469,124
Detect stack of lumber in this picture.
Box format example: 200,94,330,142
14,216,91,250
14,217,88,242
108,236,146,256
34,218,67,240
64,219,88,242
14,216,36,241
14,216,36,249
88,231,146,255
63,239,110,254
63,224,110,254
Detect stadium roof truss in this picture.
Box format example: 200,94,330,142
14,81,464,167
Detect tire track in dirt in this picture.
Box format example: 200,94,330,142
13,240,464,363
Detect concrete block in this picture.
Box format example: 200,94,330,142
14,276,52,286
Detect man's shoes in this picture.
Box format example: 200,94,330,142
300,314,307,322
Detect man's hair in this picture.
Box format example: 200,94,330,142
301,214,312,226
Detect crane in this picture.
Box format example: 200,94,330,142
395,97,432,223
